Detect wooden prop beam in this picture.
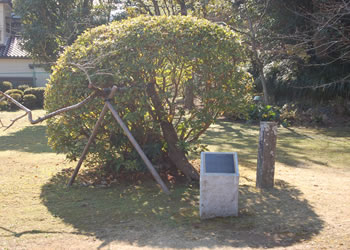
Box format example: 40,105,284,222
67,103,110,187
106,97,169,193
1,86,169,193
68,86,170,194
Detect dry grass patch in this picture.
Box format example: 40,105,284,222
0,110,349,249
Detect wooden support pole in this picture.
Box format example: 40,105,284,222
106,100,170,194
256,121,277,189
67,88,118,186
67,104,109,186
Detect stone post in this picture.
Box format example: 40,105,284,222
256,121,277,189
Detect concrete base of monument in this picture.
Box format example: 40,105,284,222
200,152,239,219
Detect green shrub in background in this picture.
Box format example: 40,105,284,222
5,89,24,98
0,81,13,92
18,84,31,92
0,87,45,111
24,87,45,108
23,94,38,109
249,104,280,122
248,103,293,127
45,16,251,179
0,101,7,111
7,93,22,110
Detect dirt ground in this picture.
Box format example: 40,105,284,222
2,162,350,250
1,110,350,249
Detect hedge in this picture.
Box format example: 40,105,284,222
0,81,13,92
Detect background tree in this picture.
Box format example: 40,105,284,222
13,0,123,64
45,16,251,181
268,0,350,102
204,0,350,104
201,0,281,104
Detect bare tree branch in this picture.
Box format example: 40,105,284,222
0,90,98,130
291,74,350,90
2,113,27,131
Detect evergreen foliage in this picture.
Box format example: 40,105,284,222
5,89,24,97
23,94,38,109
45,16,251,175
18,85,31,92
0,81,13,92
24,87,46,107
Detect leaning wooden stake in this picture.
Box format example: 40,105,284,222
106,97,170,194
68,86,170,194
256,121,277,189
67,103,111,187
1,85,169,193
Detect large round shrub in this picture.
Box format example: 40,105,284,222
23,94,38,109
24,87,45,108
0,81,12,92
7,93,22,110
45,16,251,179
5,89,24,97
0,101,7,111
18,84,31,92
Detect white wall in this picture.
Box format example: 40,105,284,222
33,66,51,87
0,4,4,44
0,58,50,87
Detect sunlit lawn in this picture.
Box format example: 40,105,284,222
0,110,349,249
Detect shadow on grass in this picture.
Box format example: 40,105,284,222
40,170,324,249
201,120,349,168
0,125,52,153
200,121,259,168
0,226,91,238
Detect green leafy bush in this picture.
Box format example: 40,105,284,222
45,16,251,176
5,89,24,97
249,104,280,121
24,87,45,107
0,101,7,111
7,93,22,110
0,81,13,92
18,84,31,92
23,94,38,109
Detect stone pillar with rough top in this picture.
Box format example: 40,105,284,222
256,121,277,189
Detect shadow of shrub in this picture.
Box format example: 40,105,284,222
0,125,52,153
40,169,324,249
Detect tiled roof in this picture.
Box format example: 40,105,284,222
0,36,29,58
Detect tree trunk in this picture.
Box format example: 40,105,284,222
178,0,194,110
151,0,161,16
258,63,273,105
247,14,272,105
146,82,199,181
177,0,187,16
184,80,194,109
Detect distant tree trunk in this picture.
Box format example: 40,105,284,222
176,1,194,109
151,0,161,15
247,13,272,105
146,81,199,181
184,77,194,109
257,62,273,105
177,0,187,16
81,0,92,16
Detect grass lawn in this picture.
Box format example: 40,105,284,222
0,110,350,249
